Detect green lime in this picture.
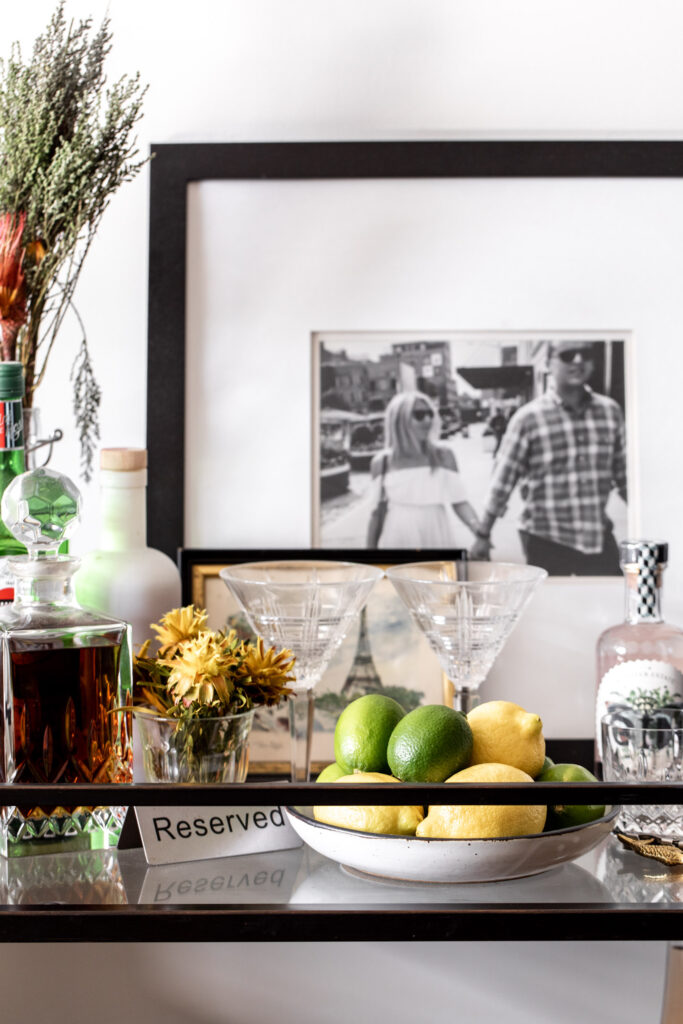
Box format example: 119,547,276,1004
536,762,606,829
334,694,406,774
387,704,473,783
315,762,347,783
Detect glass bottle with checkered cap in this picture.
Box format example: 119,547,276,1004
595,540,683,769
0,466,133,858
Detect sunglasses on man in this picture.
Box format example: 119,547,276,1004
555,346,595,364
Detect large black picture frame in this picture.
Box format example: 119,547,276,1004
146,139,683,559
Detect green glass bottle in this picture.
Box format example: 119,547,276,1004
0,362,26,601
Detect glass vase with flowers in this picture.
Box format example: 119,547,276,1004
132,606,295,784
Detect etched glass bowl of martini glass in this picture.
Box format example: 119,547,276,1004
385,560,547,714
219,560,383,782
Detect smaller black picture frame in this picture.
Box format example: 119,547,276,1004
179,546,468,604
178,547,593,771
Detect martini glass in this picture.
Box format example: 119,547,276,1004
386,560,546,714
219,560,382,782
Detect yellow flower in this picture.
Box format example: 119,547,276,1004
133,604,295,719
163,632,238,708
234,637,296,707
151,605,208,657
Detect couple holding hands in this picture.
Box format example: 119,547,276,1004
366,341,627,577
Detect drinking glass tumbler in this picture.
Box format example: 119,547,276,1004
601,719,683,841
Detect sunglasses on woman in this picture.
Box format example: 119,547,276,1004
412,408,434,421
556,347,595,364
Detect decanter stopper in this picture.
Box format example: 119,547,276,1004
0,466,81,558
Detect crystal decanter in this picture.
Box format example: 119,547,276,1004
0,467,133,858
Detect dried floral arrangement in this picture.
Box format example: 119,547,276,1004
0,2,147,479
133,606,296,721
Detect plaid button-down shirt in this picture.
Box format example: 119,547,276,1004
483,387,627,554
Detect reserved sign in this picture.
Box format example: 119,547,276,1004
135,804,303,866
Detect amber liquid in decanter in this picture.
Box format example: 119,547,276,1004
10,639,131,792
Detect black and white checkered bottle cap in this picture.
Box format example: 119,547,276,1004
619,541,668,619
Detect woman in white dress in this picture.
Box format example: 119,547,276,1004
366,390,481,549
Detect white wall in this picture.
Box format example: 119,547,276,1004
3,2,682,1020
10,0,683,555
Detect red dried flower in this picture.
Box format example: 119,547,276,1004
0,212,27,360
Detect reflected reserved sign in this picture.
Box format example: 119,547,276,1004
139,846,305,904
135,804,303,866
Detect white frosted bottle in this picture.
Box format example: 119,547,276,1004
75,447,182,648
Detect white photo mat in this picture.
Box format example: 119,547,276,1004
184,175,683,738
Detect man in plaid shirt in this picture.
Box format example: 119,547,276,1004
470,341,627,575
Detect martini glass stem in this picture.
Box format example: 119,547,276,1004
288,690,315,782
452,684,480,714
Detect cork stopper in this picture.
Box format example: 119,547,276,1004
100,448,147,471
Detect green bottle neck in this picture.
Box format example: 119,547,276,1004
0,397,26,553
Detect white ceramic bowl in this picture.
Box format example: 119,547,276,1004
284,806,619,884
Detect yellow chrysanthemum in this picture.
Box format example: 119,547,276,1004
163,632,239,707
234,637,296,706
151,605,208,656
133,605,296,719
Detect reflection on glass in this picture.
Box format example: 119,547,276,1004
289,855,611,905
0,847,127,905
139,847,306,905
597,837,683,904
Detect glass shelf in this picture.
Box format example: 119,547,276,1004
0,781,681,942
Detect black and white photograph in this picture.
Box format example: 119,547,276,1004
313,330,632,576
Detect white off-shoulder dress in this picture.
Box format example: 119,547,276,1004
371,462,469,548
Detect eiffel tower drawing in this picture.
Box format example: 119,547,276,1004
341,606,384,698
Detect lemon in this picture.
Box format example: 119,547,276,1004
334,694,406,774
467,700,546,778
387,704,473,782
537,762,606,829
313,771,424,836
315,762,347,782
416,762,547,838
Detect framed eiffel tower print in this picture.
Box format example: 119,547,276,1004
179,548,464,774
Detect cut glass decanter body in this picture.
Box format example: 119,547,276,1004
0,467,132,858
